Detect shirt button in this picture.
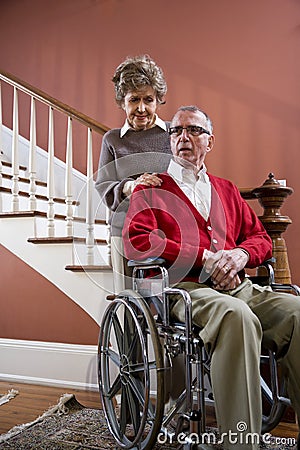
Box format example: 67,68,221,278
212,238,218,244
207,226,212,231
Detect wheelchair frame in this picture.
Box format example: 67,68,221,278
98,259,298,450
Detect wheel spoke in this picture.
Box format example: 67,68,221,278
127,376,147,410
106,375,122,399
124,383,141,435
119,383,131,437
127,327,143,361
112,314,124,356
106,347,121,367
123,307,140,355
128,362,147,374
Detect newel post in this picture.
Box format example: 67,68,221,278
252,173,293,284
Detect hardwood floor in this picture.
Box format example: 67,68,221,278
0,380,298,443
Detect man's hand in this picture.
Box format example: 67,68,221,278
202,248,249,290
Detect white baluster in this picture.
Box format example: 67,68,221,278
0,81,3,213
65,116,73,236
47,107,55,237
11,86,20,212
0,81,2,150
29,97,37,211
106,207,112,266
86,127,94,265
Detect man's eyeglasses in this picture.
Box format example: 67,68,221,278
169,125,211,137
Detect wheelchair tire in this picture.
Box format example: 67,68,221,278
260,351,289,434
98,290,165,449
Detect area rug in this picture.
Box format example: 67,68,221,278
0,390,19,407
0,393,297,449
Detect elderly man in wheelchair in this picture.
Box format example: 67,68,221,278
98,105,300,450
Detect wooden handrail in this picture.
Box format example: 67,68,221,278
0,69,110,135
239,187,256,200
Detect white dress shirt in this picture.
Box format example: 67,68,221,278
167,158,211,221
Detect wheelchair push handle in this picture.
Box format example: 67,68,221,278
127,257,166,267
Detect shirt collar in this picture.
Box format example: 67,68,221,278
167,158,209,183
120,114,167,137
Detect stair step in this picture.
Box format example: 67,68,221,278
27,236,107,245
2,172,47,187
65,264,112,272
0,210,106,224
0,185,79,205
1,160,27,172
0,210,37,218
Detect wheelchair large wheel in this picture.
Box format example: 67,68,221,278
98,290,165,449
260,351,289,434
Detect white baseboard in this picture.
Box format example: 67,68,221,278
0,338,99,391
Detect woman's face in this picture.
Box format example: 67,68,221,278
122,86,158,131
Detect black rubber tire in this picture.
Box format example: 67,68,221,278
98,290,165,449
260,351,288,434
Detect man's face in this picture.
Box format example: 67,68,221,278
170,110,214,171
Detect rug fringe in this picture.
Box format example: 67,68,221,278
0,389,19,406
0,392,74,443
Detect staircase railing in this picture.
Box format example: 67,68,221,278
0,69,110,267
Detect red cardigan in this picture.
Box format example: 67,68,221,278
123,173,272,284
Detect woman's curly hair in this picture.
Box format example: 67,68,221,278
112,55,167,106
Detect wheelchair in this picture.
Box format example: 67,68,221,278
98,258,300,450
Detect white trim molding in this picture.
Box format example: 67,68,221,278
0,338,99,391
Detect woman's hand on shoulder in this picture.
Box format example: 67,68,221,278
123,173,163,197
134,173,162,189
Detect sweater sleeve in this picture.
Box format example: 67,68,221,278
95,133,133,211
232,186,273,267
237,201,272,268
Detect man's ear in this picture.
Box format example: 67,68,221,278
207,134,215,152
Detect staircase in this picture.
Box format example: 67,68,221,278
0,70,115,319
0,71,115,390
0,164,113,323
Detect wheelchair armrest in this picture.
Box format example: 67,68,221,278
261,257,276,265
250,258,300,295
249,258,275,286
271,283,300,296
127,257,166,267
261,258,275,283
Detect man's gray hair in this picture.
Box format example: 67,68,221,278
172,105,213,134
112,55,167,106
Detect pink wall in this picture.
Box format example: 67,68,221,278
0,245,99,344
0,0,300,343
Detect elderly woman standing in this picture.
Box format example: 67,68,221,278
96,55,171,291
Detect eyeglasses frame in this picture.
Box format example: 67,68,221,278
168,125,211,137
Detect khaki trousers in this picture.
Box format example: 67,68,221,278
170,278,300,450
